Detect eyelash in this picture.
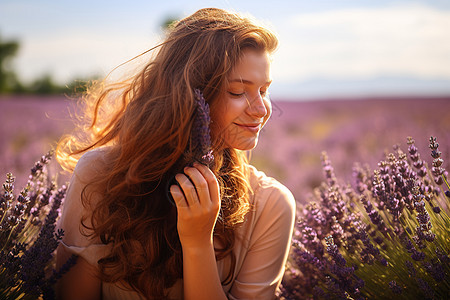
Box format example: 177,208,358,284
229,92,245,97
228,90,268,98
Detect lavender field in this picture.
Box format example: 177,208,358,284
254,97,450,204
1,95,449,204
0,96,76,188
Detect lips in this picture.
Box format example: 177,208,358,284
235,122,262,133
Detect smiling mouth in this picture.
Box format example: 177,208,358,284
235,123,261,132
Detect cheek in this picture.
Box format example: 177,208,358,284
210,113,223,140
210,102,229,140
214,98,246,126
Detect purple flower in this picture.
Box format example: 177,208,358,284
281,136,449,300
0,152,74,299
1,173,15,215
405,260,416,277
416,278,434,299
411,248,426,261
321,152,337,186
435,247,450,265
389,280,402,294
312,286,326,298
19,186,67,295
353,163,370,194
417,166,427,177
429,136,449,189
326,236,346,267
29,152,53,180
302,226,317,241
423,260,445,282
191,89,214,166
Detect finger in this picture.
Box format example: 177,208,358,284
192,162,220,204
183,166,210,205
175,173,199,206
169,184,188,207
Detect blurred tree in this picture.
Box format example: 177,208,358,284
0,34,20,93
161,15,179,30
0,31,96,96
29,74,66,95
65,75,100,97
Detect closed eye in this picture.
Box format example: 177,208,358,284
229,92,245,97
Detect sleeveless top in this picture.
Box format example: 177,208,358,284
57,148,296,299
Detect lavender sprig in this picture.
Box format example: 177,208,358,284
166,89,215,206
429,136,450,196
0,152,72,299
192,89,214,166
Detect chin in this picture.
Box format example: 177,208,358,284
233,138,259,151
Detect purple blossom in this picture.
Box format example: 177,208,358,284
325,236,346,267
423,260,445,282
432,166,445,177
411,248,426,261
417,166,427,177
389,280,402,294
321,152,337,186
191,89,214,166
405,260,416,277
29,152,53,180
281,136,448,300
434,175,444,185
432,206,441,213
302,226,317,241
429,136,449,190
19,186,66,295
434,247,450,265
353,163,370,194
1,153,73,299
416,278,434,299
1,173,15,215
312,286,326,298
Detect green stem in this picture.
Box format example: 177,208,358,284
0,210,8,230
0,224,18,252
442,173,450,191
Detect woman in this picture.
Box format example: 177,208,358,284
56,7,295,300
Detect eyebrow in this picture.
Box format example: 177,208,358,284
229,79,272,85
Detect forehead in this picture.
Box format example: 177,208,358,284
228,50,271,83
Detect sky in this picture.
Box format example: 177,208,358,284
1,0,450,100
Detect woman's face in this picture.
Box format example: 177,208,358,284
212,49,272,151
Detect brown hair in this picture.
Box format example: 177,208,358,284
57,7,278,299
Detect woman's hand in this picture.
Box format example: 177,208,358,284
170,162,221,249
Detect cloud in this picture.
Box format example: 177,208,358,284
272,3,450,82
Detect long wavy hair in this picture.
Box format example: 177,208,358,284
57,7,278,299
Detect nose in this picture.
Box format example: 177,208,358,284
246,93,267,118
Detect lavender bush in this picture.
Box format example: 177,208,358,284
0,152,75,300
280,136,449,299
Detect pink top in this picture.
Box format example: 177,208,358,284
58,148,296,300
